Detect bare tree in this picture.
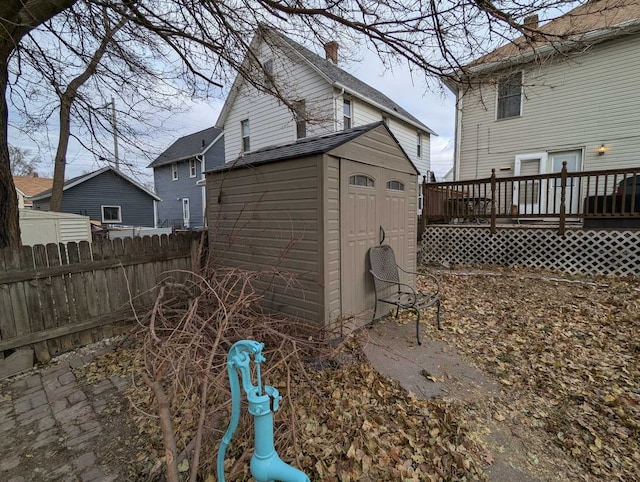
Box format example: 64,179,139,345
9,145,39,176
1,0,593,247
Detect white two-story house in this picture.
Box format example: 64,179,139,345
446,0,640,192
215,26,435,211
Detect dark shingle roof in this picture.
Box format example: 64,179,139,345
207,122,392,173
148,126,223,168
269,30,434,134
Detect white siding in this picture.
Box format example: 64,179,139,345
337,95,430,177
456,35,640,181
223,42,335,162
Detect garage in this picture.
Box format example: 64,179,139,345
206,121,418,332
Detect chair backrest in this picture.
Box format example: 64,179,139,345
368,245,400,292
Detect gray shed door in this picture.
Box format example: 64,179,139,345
340,159,412,324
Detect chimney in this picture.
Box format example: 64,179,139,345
523,14,539,30
324,41,338,64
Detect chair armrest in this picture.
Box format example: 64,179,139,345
369,270,418,305
396,265,440,295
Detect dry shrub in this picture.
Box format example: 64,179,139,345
133,266,334,481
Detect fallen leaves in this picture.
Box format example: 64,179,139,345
417,267,640,481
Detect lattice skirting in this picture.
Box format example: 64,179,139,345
421,227,640,276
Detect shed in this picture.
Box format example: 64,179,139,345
19,209,91,246
206,122,418,332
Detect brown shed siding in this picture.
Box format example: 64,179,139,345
207,156,324,322
323,156,341,322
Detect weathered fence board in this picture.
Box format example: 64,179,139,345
0,232,202,360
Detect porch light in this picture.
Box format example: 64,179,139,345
598,144,606,156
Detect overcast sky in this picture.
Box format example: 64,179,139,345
8,43,456,184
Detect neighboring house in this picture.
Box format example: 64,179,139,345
31,166,160,228
446,0,640,189
216,26,435,211
13,175,53,208
148,126,224,229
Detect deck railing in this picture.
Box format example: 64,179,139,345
421,164,640,234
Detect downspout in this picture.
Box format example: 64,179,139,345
454,86,463,181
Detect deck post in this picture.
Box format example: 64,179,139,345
559,161,567,235
490,169,497,234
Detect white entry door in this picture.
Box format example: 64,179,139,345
182,197,190,228
549,150,582,215
514,153,548,215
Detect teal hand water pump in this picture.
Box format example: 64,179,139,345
217,340,310,482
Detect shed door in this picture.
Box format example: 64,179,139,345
340,160,412,325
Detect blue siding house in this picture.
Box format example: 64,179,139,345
31,167,160,227
149,126,224,228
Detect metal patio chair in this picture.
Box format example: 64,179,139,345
368,245,441,345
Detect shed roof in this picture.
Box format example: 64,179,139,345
216,28,435,136
31,166,161,201
468,0,640,73
206,121,418,174
148,126,224,168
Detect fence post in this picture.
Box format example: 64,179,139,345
490,169,497,234
559,161,567,235
418,176,427,237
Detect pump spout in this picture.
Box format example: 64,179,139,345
250,452,310,482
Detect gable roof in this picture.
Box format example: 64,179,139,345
31,166,161,201
206,121,418,175
467,0,640,74
13,176,54,197
148,126,224,168
216,28,435,135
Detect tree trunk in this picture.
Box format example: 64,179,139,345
0,60,21,248
49,95,73,212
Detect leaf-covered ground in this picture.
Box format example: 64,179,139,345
417,268,640,481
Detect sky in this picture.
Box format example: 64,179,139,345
8,40,456,185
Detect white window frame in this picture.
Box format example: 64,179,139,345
293,99,306,139
171,162,178,181
417,132,422,158
496,71,524,120
264,58,274,89
101,205,122,223
241,119,250,152
189,158,197,178
343,99,352,130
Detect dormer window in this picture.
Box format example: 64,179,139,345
497,72,523,119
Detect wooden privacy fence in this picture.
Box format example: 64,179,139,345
0,232,201,363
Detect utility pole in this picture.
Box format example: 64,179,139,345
110,97,119,170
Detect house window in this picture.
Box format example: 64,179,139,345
264,59,274,89
386,180,405,191
241,119,250,152
497,72,523,119
349,175,374,187
171,162,178,181
189,158,197,178
343,99,352,130
417,132,422,158
293,100,306,139
101,205,122,223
